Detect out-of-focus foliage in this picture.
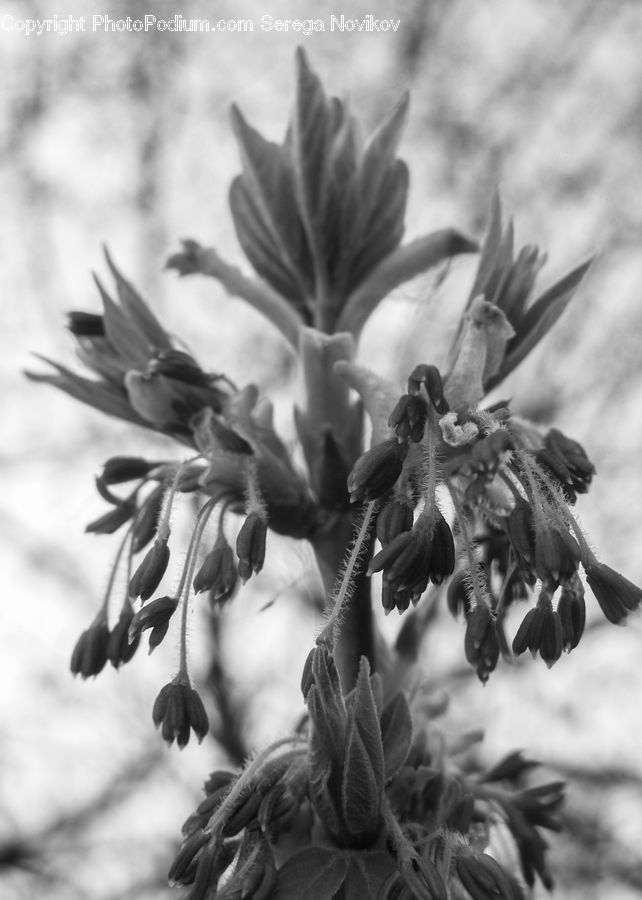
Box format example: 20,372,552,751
2,1,642,898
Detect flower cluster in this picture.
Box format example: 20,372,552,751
30,48,642,900
345,195,641,682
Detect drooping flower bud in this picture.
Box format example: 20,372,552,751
347,439,408,504
456,852,521,900
236,512,267,583
107,601,139,668
100,456,161,485
129,538,170,601
85,500,136,535
557,576,586,651
388,394,428,442
540,427,595,502
152,675,209,748
464,604,499,683
70,616,110,679
585,562,642,624
193,533,238,605
129,595,178,643
376,498,414,545
534,524,580,588
407,363,449,414
67,310,105,337
131,484,164,553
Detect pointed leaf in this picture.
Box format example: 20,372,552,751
229,177,308,310
341,659,384,839
489,256,594,390
322,115,362,303
103,248,173,352
334,360,399,447
348,160,408,291
359,92,409,222
230,105,313,300
25,357,147,426
341,717,381,838
380,691,413,780
291,48,332,290
271,847,348,900
467,190,504,306
93,274,151,370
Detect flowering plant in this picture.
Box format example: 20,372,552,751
29,49,640,899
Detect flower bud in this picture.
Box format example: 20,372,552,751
67,310,104,336
557,577,586,651
152,676,209,748
129,595,178,642
376,499,414,545
107,602,139,668
481,750,538,783
194,533,238,605
85,500,136,535
131,484,164,553
347,439,408,504
70,617,110,679
512,606,543,657
534,524,580,587
542,427,595,502
407,363,449,414
100,456,161,485
129,538,170,601
585,562,642,624
399,855,447,900
236,512,267,583
464,604,499,683
167,829,211,886
388,394,428,442
457,852,519,900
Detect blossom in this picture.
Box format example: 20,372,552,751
464,604,500,684
106,602,139,668
370,512,455,602
129,595,178,647
236,512,267,582
347,439,408,503
70,616,110,679
152,675,209,748
456,852,523,900
129,538,170,601
585,562,642,624
193,533,238,605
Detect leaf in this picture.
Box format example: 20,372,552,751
359,91,409,223
467,190,504,306
380,692,413,780
321,114,362,305
271,847,348,900
25,356,147,427
291,48,332,290
341,659,384,840
93,275,151,371
230,105,313,302
348,160,408,291
229,177,308,310
344,851,397,897
489,256,594,390
333,360,398,447
103,248,173,353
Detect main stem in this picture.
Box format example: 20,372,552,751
312,511,375,692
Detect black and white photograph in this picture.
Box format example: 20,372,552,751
2,1,642,897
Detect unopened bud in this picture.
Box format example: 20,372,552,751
129,538,170,601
